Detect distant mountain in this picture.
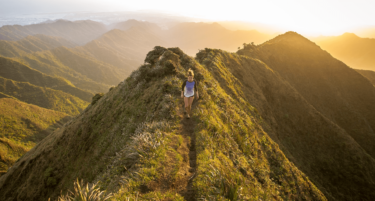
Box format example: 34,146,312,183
356,27,375,38
0,77,88,115
218,20,282,35
0,20,107,45
0,34,76,57
15,46,123,92
110,19,162,32
0,97,70,176
237,31,375,200
0,56,93,102
356,69,375,86
164,22,273,55
314,33,375,71
77,26,168,73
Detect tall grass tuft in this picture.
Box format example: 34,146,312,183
54,179,112,201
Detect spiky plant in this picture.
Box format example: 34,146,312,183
55,179,112,201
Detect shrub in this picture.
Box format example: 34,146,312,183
91,93,104,105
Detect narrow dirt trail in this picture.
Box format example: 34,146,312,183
177,100,197,201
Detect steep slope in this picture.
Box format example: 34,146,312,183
356,69,375,86
0,97,70,176
0,47,325,201
314,33,375,71
0,34,76,58
0,20,107,45
0,77,88,115
15,46,122,92
0,56,93,102
164,22,273,55
237,32,375,200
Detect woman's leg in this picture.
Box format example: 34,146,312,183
188,96,194,115
184,97,189,115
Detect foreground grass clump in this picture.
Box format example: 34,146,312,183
54,179,112,201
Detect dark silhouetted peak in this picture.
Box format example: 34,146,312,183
264,31,313,45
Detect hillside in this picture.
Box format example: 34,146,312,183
0,20,107,45
15,46,122,92
0,56,93,102
0,97,70,176
0,46,326,201
237,32,375,200
314,33,375,71
0,34,76,58
0,77,88,115
356,69,375,86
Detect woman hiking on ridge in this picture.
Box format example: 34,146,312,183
181,68,199,119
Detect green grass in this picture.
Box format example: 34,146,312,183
14,47,123,93
0,97,70,175
0,76,89,115
0,56,94,102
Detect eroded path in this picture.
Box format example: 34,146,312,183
177,100,197,201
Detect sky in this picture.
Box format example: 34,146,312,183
0,0,375,36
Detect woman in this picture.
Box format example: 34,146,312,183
181,68,199,119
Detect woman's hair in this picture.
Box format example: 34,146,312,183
187,68,194,77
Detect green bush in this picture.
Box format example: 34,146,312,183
91,93,104,105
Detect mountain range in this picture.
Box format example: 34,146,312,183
0,20,107,45
1,31,375,200
314,33,375,71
